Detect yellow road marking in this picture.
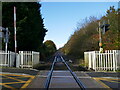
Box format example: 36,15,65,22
0,83,16,90
97,78,120,83
0,73,33,77
93,78,112,89
3,75,25,82
93,77,120,81
0,81,26,84
93,77,120,89
20,76,35,89
0,73,35,89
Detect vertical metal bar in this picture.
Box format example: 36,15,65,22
32,51,33,68
96,53,98,71
14,6,17,67
115,50,118,70
110,50,112,70
8,51,10,67
99,22,102,52
113,50,115,71
99,52,100,70
101,53,102,70
89,53,91,69
105,53,107,71
21,51,23,68
103,53,105,70
93,51,96,71
14,6,17,53
108,50,110,70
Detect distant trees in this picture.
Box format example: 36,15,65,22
60,6,119,63
2,2,47,52
61,17,99,61
41,40,57,61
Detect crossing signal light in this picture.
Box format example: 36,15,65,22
104,24,110,32
100,24,110,34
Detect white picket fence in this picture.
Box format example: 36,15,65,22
0,50,40,68
84,50,120,71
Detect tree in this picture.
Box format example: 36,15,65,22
2,2,47,52
43,40,57,60
61,6,119,63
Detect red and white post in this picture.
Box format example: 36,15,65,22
14,6,17,67
14,6,17,53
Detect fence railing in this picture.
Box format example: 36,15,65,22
0,51,16,67
19,51,40,68
84,50,120,71
0,50,40,68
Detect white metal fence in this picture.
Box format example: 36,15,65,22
0,50,16,67
84,50,120,71
0,50,40,68
19,51,40,68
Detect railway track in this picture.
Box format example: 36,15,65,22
45,54,86,90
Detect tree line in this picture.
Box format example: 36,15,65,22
60,6,120,63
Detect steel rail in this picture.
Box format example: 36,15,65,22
44,56,56,90
60,56,86,90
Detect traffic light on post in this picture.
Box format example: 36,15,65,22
104,24,110,32
100,24,110,34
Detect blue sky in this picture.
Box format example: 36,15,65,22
40,2,118,49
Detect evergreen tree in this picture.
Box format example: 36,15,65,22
2,2,47,52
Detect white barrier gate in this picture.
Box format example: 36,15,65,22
19,51,40,68
0,50,16,67
84,50,120,71
0,50,40,68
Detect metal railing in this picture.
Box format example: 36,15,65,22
84,50,120,71
0,50,40,68
19,51,40,68
0,50,16,67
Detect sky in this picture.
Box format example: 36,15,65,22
40,1,118,49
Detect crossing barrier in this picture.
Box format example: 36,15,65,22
84,50,120,71
0,50,40,68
